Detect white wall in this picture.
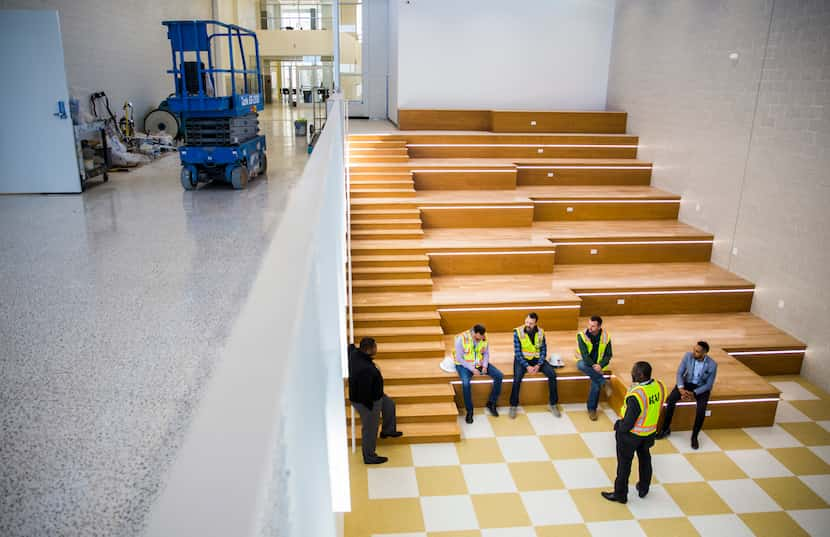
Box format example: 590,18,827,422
259,29,335,57
396,0,615,111
365,0,389,119
0,0,213,129
607,0,830,391
387,0,399,123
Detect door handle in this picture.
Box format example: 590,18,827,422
54,100,67,119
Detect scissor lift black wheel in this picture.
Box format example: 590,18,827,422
227,164,249,190
181,165,198,190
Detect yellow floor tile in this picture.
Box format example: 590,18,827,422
570,487,633,522
651,437,680,454
790,399,830,421
535,523,592,537
754,476,829,510
769,447,830,475
508,461,564,490
456,438,506,464
539,434,592,460
684,452,748,480
489,413,536,436
427,532,481,537
779,421,830,446
788,376,830,399
374,443,415,467
365,498,425,534
739,512,810,537
663,482,732,516
639,517,701,537
705,428,762,450
416,466,468,496
569,410,615,433
597,456,654,485
471,493,531,528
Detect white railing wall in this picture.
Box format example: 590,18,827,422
144,97,351,537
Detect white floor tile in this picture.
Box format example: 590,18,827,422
770,381,820,401
819,421,830,433
725,449,793,478
667,430,719,453
809,445,830,466
481,528,537,537
497,435,549,462
368,467,419,499
527,411,578,435
709,479,781,513
652,453,704,483
775,400,812,423
520,490,583,525
689,514,754,537
562,403,589,412
789,509,830,537
587,520,646,537
420,495,478,532
553,458,612,489
581,431,618,458
625,485,684,519
461,463,517,494
410,443,460,467
800,475,830,504
743,425,802,448
459,414,495,439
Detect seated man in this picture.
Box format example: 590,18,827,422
349,337,403,464
656,341,718,450
509,312,561,418
454,324,504,424
575,315,613,421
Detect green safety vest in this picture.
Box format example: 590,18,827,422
620,379,666,436
453,330,488,367
575,330,611,370
515,326,545,362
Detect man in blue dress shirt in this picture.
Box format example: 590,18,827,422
656,341,718,450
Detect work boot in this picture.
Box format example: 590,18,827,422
364,455,388,465
486,402,499,417
465,411,474,424
588,409,598,421
549,404,561,418
600,491,627,504
380,431,403,439
636,482,648,498
509,406,518,419
691,435,700,450
656,428,671,440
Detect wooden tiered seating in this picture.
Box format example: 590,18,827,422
344,109,807,444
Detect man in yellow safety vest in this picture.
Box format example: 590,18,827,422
601,361,666,504
575,315,613,421
509,312,561,418
454,324,504,424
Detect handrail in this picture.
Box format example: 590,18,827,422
143,97,350,537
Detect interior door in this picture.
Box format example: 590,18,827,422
0,10,80,193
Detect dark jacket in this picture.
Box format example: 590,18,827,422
348,346,384,409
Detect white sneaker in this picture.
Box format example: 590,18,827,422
549,404,561,418
509,406,518,419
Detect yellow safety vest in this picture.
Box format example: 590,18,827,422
453,330,488,367
515,326,545,362
620,379,666,436
575,330,611,370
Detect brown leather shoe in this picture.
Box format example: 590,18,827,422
588,409,598,421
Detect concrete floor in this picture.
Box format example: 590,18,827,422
0,104,312,536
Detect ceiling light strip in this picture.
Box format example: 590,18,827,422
576,288,755,296
437,305,580,312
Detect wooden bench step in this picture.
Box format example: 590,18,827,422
351,180,414,191
354,325,445,343
347,401,459,424
351,219,423,231
351,228,425,240
350,188,416,199
352,278,434,293
375,340,446,360
351,209,422,221
351,266,432,280
349,155,410,163
351,254,430,268
352,310,442,328
345,382,455,404
347,420,460,445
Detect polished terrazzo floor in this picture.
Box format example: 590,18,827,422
345,375,830,537
0,104,311,537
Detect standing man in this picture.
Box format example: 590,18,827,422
575,315,613,421
509,312,561,418
454,324,504,424
601,361,666,504
656,341,718,450
349,337,403,465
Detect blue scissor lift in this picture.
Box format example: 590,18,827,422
162,20,267,190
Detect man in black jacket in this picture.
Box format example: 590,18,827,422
348,337,402,464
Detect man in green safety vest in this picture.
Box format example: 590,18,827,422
575,315,613,421
601,361,666,504
509,312,561,419
454,324,504,424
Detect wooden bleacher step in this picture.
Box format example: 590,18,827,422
349,147,409,156
347,420,460,445
375,357,453,384
349,155,409,163
351,266,431,280
350,180,414,191
352,278,433,293
348,140,407,149
351,219,423,231
345,382,455,404
352,310,442,328
347,401,458,424
350,188,416,199
516,161,653,186
351,254,430,268
351,228,424,240
353,325,444,343
351,208,422,221
375,340,445,359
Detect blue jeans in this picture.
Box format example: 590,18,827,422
456,364,504,414
577,359,606,411
510,359,559,407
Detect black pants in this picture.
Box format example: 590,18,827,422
662,383,711,438
353,395,396,462
509,359,559,407
615,430,655,499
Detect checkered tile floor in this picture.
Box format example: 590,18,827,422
344,375,830,537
